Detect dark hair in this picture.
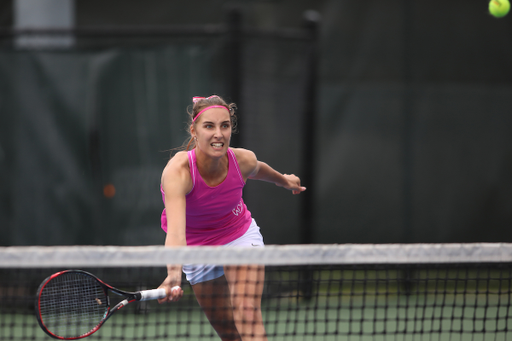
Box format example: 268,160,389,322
182,95,238,151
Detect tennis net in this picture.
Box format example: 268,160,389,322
1,243,511,340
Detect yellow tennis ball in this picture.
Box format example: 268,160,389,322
489,0,510,18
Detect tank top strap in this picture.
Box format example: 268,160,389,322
187,149,197,192
227,148,246,186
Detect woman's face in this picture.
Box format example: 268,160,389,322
192,107,232,158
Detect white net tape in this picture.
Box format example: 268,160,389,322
2,243,512,268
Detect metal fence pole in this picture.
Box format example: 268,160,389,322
300,10,320,245
225,7,243,148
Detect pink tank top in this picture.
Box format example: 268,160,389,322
160,148,252,245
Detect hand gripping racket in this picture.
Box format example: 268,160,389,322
35,269,179,340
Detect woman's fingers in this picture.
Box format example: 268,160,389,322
158,285,183,303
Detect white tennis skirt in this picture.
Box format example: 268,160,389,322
183,219,264,285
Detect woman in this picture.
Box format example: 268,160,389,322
158,95,305,341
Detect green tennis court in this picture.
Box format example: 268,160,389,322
2,293,511,341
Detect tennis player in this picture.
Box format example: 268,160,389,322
157,95,305,341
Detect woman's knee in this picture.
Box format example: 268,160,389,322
232,297,261,321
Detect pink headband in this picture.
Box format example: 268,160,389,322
192,96,230,122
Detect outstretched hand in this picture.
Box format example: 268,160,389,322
281,174,306,195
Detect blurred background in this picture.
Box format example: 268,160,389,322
0,0,511,246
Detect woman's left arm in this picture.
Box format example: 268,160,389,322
235,148,306,195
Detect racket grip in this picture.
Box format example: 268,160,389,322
139,288,167,301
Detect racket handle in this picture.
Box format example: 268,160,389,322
138,286,181,301
139,288,167,301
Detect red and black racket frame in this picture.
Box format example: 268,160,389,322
35,269,142,340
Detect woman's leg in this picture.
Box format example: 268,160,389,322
192,275,241,341
224,265,267,341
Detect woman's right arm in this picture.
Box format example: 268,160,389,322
158,153,191,303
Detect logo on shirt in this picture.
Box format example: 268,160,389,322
232,201,244,216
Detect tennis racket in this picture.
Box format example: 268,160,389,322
35,269,178,340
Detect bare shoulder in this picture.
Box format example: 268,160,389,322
231,148,258,179
161,151,192,193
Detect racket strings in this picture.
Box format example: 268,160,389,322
38,272,108,338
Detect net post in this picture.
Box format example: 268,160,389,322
225,6,243,148
300,10,321,301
